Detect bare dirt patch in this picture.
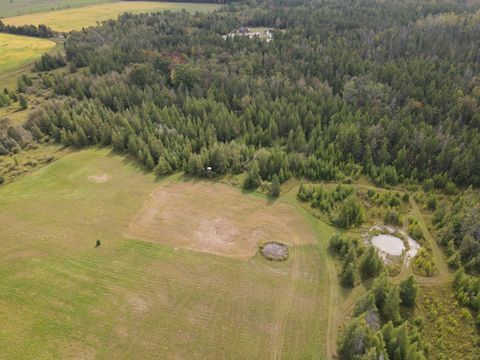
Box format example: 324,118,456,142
126,181,315,259
88,174,109,183
127,295,150,313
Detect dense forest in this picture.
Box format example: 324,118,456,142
2,0,480,357
24,0,480,187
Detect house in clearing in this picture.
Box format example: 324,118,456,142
223,27,273,42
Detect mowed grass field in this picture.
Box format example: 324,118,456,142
3,1,221,32
0,148,337,359
128,181,316,259
0,0,114,17
0,33,55,74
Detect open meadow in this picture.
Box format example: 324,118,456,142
0,0,114,17
2,1,221,31
0,33,55,75
0,148,338,359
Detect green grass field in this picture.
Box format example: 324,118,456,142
0,0,115,17
3,1,221,32
0,148,338,359
0,33,55,75
1,147,478,358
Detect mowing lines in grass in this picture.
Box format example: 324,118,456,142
0,149,332,358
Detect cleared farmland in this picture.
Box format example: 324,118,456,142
128,181,316,259
0,0,115,17
0,33,55,75
0,148,335,359
2,1,221,32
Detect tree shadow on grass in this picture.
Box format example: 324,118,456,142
104,147,153,177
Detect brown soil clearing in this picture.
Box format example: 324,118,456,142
127,181,315,259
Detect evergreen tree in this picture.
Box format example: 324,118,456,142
18,95,28,110
382,285,401,323
399,275,418,308
155,158,173,176
337,316,387,360
243,161,261,190
336,196,365,228
270,174,280,197
360,247,383,279
341,262,356,288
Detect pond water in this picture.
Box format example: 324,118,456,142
371,234,405,256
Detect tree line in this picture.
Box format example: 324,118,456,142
0,20,54,38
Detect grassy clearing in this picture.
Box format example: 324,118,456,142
0,148,332,358
128,180,316,259
0,35,63,91
3,1,221,32
0,0,115,17
0,33,55,75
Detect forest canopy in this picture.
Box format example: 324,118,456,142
22,0,480,189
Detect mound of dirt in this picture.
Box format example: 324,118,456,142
260,242,288,261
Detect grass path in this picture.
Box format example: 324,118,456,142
270,246,300,360
408,198,452,285
282,186,340,359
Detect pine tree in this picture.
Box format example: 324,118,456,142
341,262,356,288
360,247,383,279
399,275,418,308
18,94,28,110
243,161,261,190
154,158,172,176
144,152,155,171
341,246,357,288
270,174,280,197
382,285,401,323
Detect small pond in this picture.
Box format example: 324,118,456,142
371,234,405,256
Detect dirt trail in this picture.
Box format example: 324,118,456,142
408,198,453,286
270,247,300,360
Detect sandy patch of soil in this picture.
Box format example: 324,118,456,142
126,182,315,259
88,174,109,183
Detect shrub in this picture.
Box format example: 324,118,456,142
243,161,261,190
360,247,383,279
384,207,402,226
18,94,28,110
270,174,280,197
408,219,424,242
399,275,418,308
336,196,365,228
413,248,438,276
426,194,437,210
